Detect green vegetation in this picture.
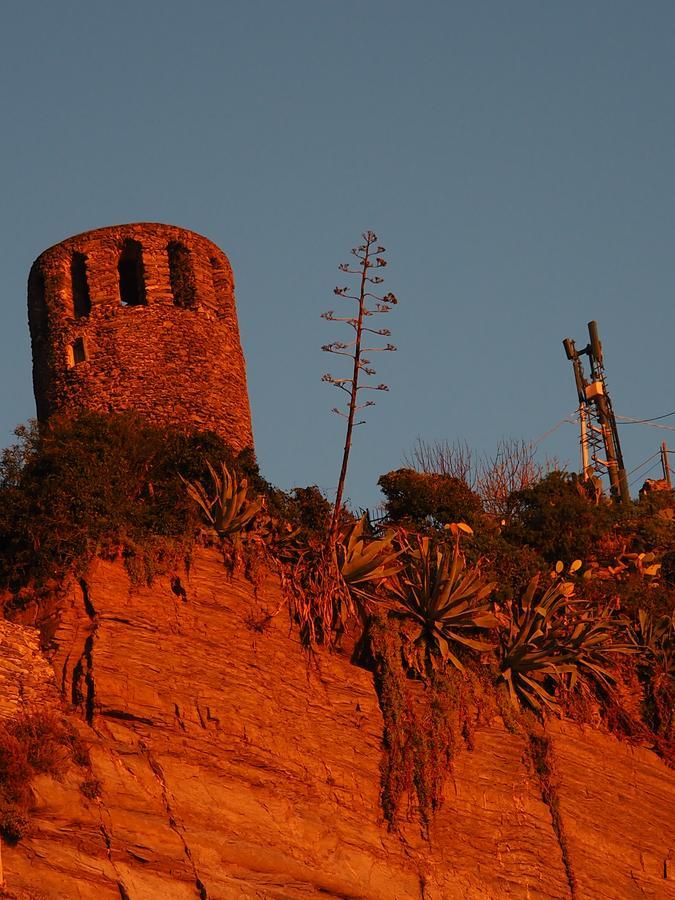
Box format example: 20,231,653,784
182,460,263,543
500,471,614,562
385,531,497,675
0,413,317,595
378,468,483,531
0,412,671,836
0,413,240,590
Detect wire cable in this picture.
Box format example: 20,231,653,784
636,422,675,432
617,419,675,432
616,410,675,424
532,412,576,447
628,460,662,490
626,451,661,478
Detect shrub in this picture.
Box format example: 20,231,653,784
0,712,74,844
0,413,252,593
613,495,675,556
503,471,614,563
287,486,332,540
469,529,546,603
378,468,483,531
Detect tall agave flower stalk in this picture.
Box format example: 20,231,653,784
321,231,397,546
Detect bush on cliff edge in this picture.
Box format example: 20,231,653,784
0,413,255,592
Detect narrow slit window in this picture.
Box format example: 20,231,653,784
168,241,196,308
118,239,146,306
71,252,91,317
28,266,48,340
68,337,87,367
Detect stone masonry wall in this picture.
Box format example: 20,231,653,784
28,223,253,452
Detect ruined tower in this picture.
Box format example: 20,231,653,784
27,223,253,451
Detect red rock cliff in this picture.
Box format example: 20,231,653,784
1,549,673,898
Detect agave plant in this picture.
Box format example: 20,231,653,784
335,515,402,598
498,575,578,712
280,516,401,648
567,604,636,692
636,609,673,735
386,534,498,675
182,461,263,542
637,608,674,667
257,516,303,563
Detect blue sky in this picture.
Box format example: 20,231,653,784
1,1,673,510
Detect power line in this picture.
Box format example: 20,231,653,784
616,417,675,433
628,460,662,490
616,410,675,424
532,412,576,447
626,450,661,478
635,422,675,432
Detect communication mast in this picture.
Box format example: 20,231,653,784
562,321,630,504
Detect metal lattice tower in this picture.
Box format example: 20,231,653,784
562,321,630,503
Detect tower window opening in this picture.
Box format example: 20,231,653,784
168,241,196,308
67,337,87,367
118,239,146,306
71,252,91,318
28,266,48,340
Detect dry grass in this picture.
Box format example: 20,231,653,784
0,712,88,843
281,544,354,647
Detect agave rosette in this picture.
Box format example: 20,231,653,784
335,515,403,597
498,575,578,712
638,608,673,653
636,609,673,678
183,461,263,541
387,534,498,674
567,604,636,692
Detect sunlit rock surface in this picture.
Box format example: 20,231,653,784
1,549,673,898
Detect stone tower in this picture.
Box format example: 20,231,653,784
27,223,253,451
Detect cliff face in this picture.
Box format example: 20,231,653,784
1,549,673,899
